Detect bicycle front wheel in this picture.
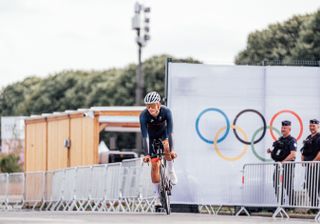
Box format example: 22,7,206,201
160,164,171,215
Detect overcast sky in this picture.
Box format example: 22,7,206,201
0,0,319,87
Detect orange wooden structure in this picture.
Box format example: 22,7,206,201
24,107,144,171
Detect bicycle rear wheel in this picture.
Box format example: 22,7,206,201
160,164,171,215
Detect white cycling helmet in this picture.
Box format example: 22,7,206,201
144,91,161,104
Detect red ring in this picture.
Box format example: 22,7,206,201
269,109,303,141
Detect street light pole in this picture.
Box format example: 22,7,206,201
132,2,150,106
135,30,143,106
132,2,151,153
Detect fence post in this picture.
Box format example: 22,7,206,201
272,162,289,219
236,165,250,216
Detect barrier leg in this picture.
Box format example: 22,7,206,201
32,201,40,210
200,205,216,215
145,197,156,213
91,199,99,211
51,199,62,211
98,199,108,212
315,210,320,222
133,197,143,212
272,207,289,219
39,200,47,211
83,199,94,211
216,205,224,214
235,206,250,216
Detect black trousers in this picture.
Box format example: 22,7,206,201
273,163,295,205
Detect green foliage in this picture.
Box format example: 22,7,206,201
235,10,319,64
0,153,22,173
0,77,42,116
0,55,200,116
291,10,320,61
0,55,200,153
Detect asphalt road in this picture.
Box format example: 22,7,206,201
0,212,316,224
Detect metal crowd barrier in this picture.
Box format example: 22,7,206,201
3,158,320,220
90,165,108,211
0,158,155,213
237,161,320,222
122,158,143,167
24,172,45,209
0,173,8,210
7,173,24,210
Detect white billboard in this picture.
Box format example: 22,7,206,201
167,62,320,204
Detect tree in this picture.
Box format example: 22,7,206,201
291,10,320,61
0,77,42,116
235,11,318,64
0,55,200,117
0,54,201,154
0,153,22,173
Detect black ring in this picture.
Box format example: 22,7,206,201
232,109,267,145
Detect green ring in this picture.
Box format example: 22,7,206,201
251,125,281,162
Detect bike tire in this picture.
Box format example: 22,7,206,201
160,164,171,215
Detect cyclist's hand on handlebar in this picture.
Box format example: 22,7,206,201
143,155,151,163
171,151,177,159
162,139,170,151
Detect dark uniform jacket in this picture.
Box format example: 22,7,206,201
271,135,297,162
301,133,320,161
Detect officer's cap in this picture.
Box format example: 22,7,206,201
310,119,320,125
281,120,291,126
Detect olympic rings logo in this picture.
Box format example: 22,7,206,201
195,108,304,162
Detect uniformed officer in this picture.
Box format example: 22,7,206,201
267,120,297,204
301,119,320,207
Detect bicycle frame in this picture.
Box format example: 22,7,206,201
152,139,172,215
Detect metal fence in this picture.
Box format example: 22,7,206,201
3,159,320,220
0,158,155,213
237,161,320,222
237,60,320,67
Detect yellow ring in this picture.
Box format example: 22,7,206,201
213,125,248,161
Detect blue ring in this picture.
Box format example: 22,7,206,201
195,108,230,144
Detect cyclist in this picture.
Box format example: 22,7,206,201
140,91,178,206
